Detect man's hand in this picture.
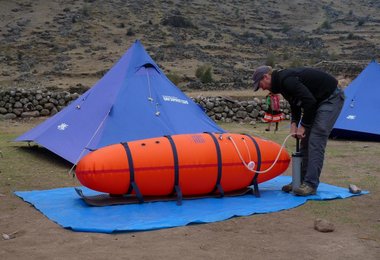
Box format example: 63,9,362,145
296,125,306,139
290,123,306,139
290,122,297,137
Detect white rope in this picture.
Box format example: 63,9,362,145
68,108,111,177
146,69,153,102
242,138,252,162
228,134,293,174
146,69,160,116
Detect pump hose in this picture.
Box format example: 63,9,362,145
228,134,293,174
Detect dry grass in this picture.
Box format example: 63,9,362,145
0,117,379,258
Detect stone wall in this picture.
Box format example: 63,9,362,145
194,96,290,123
0,88,290,122
0,88,79,119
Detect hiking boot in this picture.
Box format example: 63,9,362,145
293,183,316,196
281,183,293,193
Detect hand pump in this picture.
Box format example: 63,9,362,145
291,137,302,190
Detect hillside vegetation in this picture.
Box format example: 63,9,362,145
1,0,379,91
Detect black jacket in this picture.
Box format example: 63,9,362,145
270,68,338,127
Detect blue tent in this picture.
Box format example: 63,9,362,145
330,60,380,141
15,40,225,163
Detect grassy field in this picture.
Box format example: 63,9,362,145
0,117,379,258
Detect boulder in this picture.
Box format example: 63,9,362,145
314,218,335,233
21,111,40,118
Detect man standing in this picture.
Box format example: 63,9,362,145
252,66,344,196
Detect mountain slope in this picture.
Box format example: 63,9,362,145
1,0,379,90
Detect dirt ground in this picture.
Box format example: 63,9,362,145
0,118,379,259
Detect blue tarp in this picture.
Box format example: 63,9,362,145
331,60,380,141
15,176,367,234
15,40,225,163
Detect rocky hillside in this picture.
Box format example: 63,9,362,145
1,0,379,91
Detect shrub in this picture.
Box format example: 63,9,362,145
265,54,276,67
126,28,135,36
320,20,332,29
195,66,204,79
162,15,194,28
281,24,291,33
167,72,182,85
265,32,273,40
201,67,213,83
357,18,366,26
195,65,213,83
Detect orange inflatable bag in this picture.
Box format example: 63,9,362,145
76,133,290,199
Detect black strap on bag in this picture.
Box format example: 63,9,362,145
164,135,183,205
204,132,224,197
121,142,144,203
242,134,262,197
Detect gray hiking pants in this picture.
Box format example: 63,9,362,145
301,88,345,188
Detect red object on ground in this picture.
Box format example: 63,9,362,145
76,133,290,196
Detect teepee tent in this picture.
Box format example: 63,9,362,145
16,40,225,163
330,60,380,141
